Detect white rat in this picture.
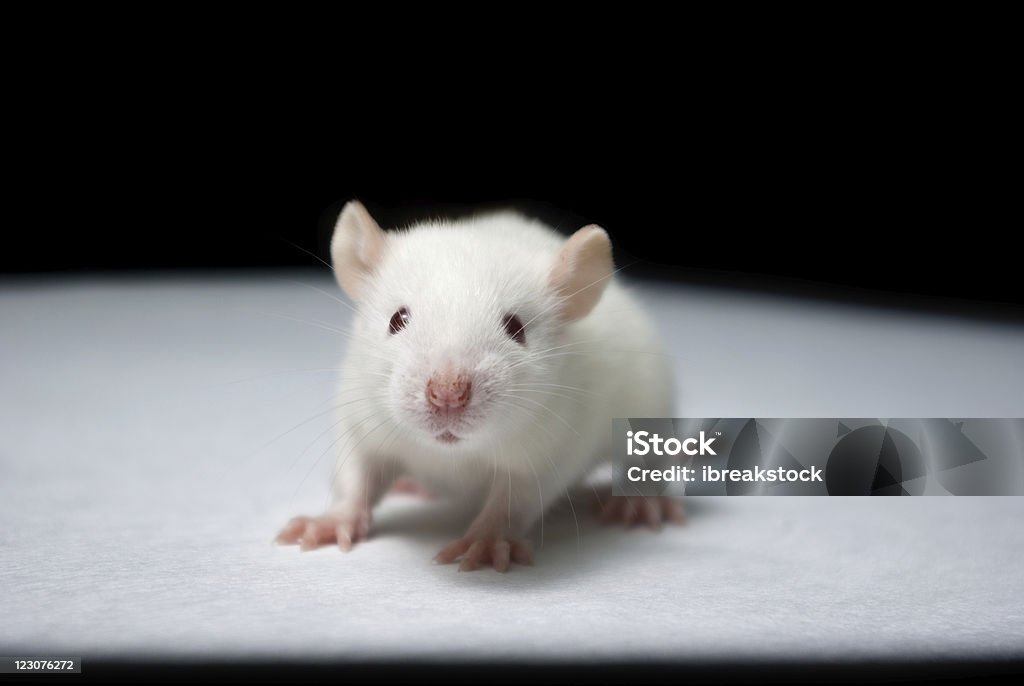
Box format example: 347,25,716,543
275,201,681,571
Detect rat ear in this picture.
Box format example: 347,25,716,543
550,225,614,321
330,200,386,299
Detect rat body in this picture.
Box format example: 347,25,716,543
276,202,680,571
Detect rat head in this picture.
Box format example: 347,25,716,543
331,201,613,448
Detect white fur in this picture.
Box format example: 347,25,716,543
328,210,674,534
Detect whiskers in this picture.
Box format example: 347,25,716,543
489,395,584,551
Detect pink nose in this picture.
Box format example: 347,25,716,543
426,374,472,410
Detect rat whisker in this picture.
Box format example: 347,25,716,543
289,409,383,502
514,258,641,335
495,402,587,552
329,417,408,512
507,462,512,531
272,276,363,319
501,388,589,407
518,438,545,549
505,381,600,397
232,307,355,338
240,391,387,462
504,428,551,550
293,407,389,488
514,336,621,360
286,395,391,472
317,412,398,501
496,393,580,437
512,347,683,370
506,351,597,370
273,235,335,272
202,367,346,389
490,438,500,498
521,427,581,552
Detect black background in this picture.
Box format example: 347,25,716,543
6,16,1021,321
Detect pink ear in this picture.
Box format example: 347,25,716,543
330,200,386,299
549,225,614,321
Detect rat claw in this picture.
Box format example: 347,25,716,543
458,540,488,572
274,517,305,545
643,500,662,530
275,511,371,552
434,538,470,565
437,537,532,571
492,540,511,572
622,499,638,527
299,521,324,551
595,496,684,530
665,499,686,524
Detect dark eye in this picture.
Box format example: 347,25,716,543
503,313,526,345
389,307,410,334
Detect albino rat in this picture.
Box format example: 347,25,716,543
276,201,681,571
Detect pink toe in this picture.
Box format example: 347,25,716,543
623,500,639,527
643,501,662,530
434,538,469,565
492,541,511,572
666,499,686,524
599,499,619,524
276,517,306,544
458,540,488,572
298,522,314,549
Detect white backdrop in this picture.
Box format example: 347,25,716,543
2,272,1022,660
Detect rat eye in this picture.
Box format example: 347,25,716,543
503,313,526,345
389,307,410,334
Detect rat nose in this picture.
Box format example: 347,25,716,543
426,373,472,410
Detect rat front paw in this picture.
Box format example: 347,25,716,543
597,495,685,529
275,510,371,552
433,536,534,573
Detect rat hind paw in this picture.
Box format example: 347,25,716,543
433,536,534,573
275,511,371,552
597,495,685,529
